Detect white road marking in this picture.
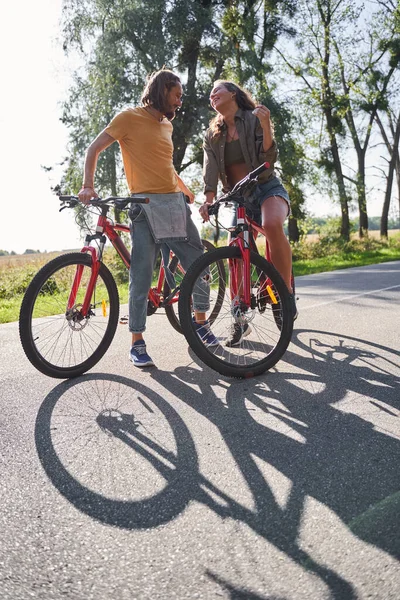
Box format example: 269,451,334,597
299,284,400,310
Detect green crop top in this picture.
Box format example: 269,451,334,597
225,139,245,166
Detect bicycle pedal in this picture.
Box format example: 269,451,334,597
119,315,129,324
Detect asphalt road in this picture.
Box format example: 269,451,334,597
1,261,400,600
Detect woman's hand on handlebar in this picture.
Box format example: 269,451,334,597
199,192,215,222
199,200,213,222
78,186,99,205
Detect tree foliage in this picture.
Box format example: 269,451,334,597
59,0,305,240
58,0,399,242
274,0,400,240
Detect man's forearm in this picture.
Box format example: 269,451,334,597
176,173,190,194
82,145,99,188
81,131,116,188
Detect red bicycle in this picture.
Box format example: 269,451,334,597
178,164,294,378
19,196,225,379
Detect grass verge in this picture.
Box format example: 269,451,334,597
293,246,400,276
2,234,400,324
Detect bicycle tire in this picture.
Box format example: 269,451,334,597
19,252,119,379
271,268,296,330
164,239,226,334
163,254,185,333
178,247,293,378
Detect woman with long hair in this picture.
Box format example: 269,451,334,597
200,80,296,346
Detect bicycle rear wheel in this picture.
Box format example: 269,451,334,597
164,239,226,334
178,247,293,378
19,253,119,379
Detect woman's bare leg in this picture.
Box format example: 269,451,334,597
261,195,293,292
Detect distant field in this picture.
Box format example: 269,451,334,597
304,229,400,244
0,248,128,325
0,249,80,268
1,229,398,266
0,250,84,325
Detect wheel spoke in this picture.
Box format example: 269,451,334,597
19,253,119,378
164,241,226,334
179,247,293,378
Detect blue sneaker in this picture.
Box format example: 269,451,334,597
193,319,219,347
129,340,154,367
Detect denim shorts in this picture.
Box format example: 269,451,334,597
228,175,290,226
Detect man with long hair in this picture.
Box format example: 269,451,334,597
78,69,217,367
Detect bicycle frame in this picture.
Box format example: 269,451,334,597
68,208,175,318
227,205,275,309
208,161,283,310
228,205,251,306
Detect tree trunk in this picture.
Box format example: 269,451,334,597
326,123,351,240
173,0,213,171
109,149,122,225
318,1,350,241
356,151,368,237
396,152,400,226
213,221,220,246
288,216,300,243
381,114,400,238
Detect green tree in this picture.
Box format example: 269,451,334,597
335,0,400,237
60,30,139,225
275,0,362,240
59,0,302,239
61,0,214,178
276,0,400,240
364,0,400,237
213,0,306,241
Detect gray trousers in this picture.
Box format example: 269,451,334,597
129,209,210,333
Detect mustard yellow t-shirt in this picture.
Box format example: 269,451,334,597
105,107,180,194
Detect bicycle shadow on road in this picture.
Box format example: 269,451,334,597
34,328,400,599
35,374,200,529
150,328,400,596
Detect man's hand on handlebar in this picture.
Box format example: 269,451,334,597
78,186,99,205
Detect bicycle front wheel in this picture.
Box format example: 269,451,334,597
178,247,293,378
164,239,226,334
19,253,119,379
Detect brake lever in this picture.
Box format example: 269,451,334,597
59,199,79,211
241,179,258,197
207,203,220,216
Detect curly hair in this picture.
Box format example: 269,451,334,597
209,80,256,137
141,68,181,115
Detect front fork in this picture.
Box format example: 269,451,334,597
229,206,252,308
67,242,103,317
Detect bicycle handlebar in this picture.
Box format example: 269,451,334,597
208,162,270,216
58,195,150,211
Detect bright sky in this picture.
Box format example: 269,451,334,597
0,1,390,255
0,0,82,254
